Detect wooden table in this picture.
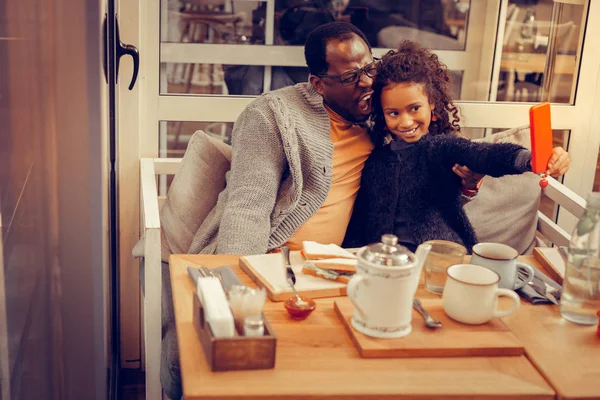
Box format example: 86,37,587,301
170,254,563,399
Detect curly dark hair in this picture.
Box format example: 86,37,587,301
372,40,461,142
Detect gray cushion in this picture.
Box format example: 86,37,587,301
465,125,543,254
160,130,232,261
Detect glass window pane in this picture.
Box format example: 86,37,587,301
161,121,233,158
161,63,310,95
162,0,471,49
347,0,470,50
494,0,586,104
162,0,259,44
158,121,233,193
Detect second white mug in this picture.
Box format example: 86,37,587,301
470,242,535,290
443,264,520,325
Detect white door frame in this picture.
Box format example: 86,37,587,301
116,0,142,369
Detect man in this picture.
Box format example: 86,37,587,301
186,22,379,255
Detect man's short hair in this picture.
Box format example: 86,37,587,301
304,21,371,76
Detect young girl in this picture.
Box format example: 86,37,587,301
343,40,541,252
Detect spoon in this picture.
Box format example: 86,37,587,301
413,298,443,329
281,246,311,307
288,283,310,307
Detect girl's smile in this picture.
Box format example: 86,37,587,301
380,82,434,143
395,127,418,137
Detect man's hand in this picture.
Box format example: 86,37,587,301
546,146,570,177
452,164,484,190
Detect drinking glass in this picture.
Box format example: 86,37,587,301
423,240,467,294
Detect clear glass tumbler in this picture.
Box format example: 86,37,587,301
423,240,467,294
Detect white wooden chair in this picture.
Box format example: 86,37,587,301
137,156,585,400
138,158,181,400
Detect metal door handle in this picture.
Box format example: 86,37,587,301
102,14,139,90
115,17,139,90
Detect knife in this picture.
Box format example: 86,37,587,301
281,246,296,285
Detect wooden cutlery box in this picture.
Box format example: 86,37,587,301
192,295,277,371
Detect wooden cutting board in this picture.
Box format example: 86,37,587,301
334,297,524,358
533,247,565,284
239,252,346,302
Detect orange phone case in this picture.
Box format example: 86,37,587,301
529,103,553,174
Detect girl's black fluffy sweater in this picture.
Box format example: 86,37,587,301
343,133,531,252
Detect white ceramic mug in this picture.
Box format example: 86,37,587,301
470,243,535,290
443,264,520,325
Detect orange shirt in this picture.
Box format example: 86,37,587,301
285,105,374,249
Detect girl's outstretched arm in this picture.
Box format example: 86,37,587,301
431,135,530,178
453,146,570,186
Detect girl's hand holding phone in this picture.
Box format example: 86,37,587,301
546,147,570,177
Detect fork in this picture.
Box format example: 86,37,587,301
199,266,226,292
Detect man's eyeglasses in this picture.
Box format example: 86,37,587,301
317,58,381,86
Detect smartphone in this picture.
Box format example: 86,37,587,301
529,102,553,174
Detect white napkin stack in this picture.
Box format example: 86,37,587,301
197,277,235,338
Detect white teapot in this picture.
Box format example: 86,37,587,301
347,234,431,339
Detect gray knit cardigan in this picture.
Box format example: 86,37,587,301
187,83,336,255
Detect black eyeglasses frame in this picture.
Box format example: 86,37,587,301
316,58,381,86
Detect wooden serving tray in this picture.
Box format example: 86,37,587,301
334,297,524,358
239,252,346,302
192,295,276,371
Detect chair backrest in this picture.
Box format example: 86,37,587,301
537,176,586,247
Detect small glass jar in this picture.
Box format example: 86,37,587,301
243,316,264,337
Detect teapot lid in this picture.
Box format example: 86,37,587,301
360,234,414,267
